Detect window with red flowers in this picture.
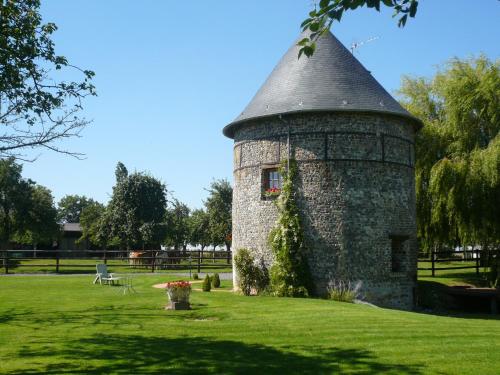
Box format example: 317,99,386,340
262,167,282,199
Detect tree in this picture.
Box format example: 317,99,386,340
299,0,418,57
105,163,167,249
188,208,211,255
115,162,128,183
0,158,59,250
0,0,96,159
205,179,232,251
398,56,500,253
79,201,106,248
164,199,190,251
15,185,59,250
57,195,96,223
0,158,33,248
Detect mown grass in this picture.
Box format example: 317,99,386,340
418,261,490,286
1,274,499,374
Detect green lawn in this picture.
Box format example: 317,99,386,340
418,261,488,286
1,275,499,374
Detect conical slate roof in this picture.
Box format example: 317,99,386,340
223,31,421,138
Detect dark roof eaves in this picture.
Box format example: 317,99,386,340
222,109,423,139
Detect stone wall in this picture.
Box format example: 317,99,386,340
231,112,417,309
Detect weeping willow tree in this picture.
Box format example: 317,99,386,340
399,56,500,256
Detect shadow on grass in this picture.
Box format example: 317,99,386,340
0,304,227,332
14,335,424,374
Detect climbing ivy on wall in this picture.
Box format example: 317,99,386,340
268,160,312,297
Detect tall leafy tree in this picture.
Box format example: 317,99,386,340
0,0,96,159
0,158,59,250
15,185,59,249
105,163,167,249
0,158,33,248
399,56,500,253
79,201,106,248
205,179,232,251
57,195,96,223
115,162,128,183
188,208,211,255
165,199,190,251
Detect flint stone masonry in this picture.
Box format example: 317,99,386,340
225,31,420,310
231,112,417,309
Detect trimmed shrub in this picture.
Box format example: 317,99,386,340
234,248,268,296
212,273,221,288
202,275,211,292
193,273,199,280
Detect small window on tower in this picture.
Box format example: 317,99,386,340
262,168,282,199
389,234,409,273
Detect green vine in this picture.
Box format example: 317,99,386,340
268,159,312,297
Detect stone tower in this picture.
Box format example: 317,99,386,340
223,32,421,309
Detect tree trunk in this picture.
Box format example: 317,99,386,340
225,242,231,264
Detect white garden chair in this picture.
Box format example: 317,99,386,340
93,263,114,285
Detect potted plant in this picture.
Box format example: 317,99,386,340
165,281,191,310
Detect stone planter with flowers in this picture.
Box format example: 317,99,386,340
165,281,191,310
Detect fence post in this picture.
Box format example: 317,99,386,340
197,250,201,273
227,250,231,264
55,251,60,273
475,248,480,276
151,251,156,273
103,249,107,265
431,250,435,277
3,251,8,274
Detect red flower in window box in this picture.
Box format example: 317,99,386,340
264,187,281,197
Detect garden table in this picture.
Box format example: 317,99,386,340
106,276,122,286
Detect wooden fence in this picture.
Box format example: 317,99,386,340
0,249,232,274
418,249,499,277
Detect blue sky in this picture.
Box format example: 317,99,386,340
22,0,499,209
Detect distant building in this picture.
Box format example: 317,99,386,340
59,223,88,250
224,31,422,309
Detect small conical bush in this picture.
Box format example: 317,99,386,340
212,273,221,288
202,274,211,292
